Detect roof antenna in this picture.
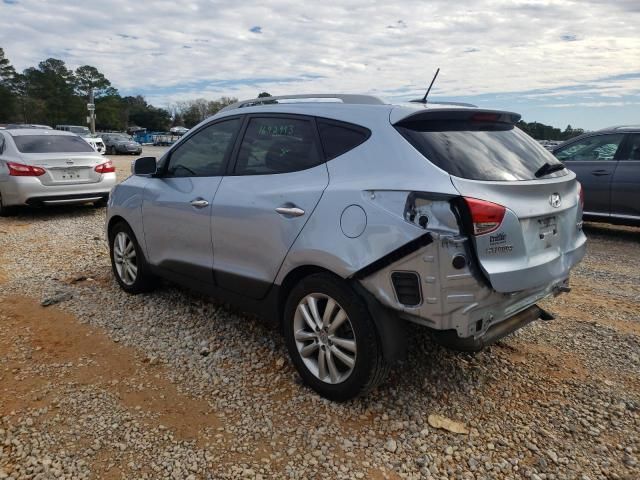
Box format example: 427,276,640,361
411,68,440,104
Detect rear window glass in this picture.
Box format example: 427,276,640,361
12,135,95,154
317,119,370,160
395,121,567,181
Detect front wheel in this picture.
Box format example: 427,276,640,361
283,273,389,401
109,222,156,293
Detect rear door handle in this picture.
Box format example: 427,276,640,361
275,206,305,217
190,199,209,208
591,169,610,176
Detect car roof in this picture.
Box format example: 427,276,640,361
6,128,78,137
597,125,640,133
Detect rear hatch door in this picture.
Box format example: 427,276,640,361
393,108,587,293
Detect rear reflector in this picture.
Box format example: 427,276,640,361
464,197,506,235
95,160,115,173
577,182,584,210
7,161,45,177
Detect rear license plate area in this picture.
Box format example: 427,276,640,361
53,168,86,181
538,215,557,239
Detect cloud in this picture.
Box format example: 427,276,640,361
0,0,638,129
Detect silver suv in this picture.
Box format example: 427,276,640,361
106,94,586,400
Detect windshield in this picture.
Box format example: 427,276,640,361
395,120,567,181
13,135,96,153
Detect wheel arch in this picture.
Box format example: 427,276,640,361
276,265,407,364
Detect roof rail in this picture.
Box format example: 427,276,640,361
219,94,386,113
600,124,640,131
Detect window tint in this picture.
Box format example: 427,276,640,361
167,118,240,177
624,134,640,160
317,119,370,160
12,135,95,153
395,121,566,181
234,117,321,175
554,134,624,162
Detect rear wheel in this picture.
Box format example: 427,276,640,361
283,273,389,401
109,222,156,293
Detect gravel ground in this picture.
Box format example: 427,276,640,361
0,155,638,479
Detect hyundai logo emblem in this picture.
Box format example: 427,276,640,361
549,193,562,208
66,160,74,165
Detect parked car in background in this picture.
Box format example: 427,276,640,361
106,93,586,400
99,133,143,155
552,125,640,226
56,125,91,136
6,123,53,130
84,136,106,154
0,128,116,215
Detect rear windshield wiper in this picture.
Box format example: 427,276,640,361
535,162,566,178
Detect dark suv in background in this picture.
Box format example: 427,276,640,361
553,125,640,226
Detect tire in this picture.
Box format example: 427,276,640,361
0,191,15,217
109,146,117,155
283,273,390,401
108,221,156,294
93,198,108,208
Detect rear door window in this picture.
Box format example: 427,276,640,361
395,120,566,181
317,119,370,160
12,135,95,153
554,134,625,162
234,117,321,175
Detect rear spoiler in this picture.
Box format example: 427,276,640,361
392,108,521,126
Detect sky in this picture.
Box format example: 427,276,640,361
1,0,638,130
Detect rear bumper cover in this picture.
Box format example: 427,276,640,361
358,229,578,347
0,174,116,206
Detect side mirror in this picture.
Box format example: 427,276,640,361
132,156,157,175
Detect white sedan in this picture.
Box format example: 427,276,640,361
0,128,116,215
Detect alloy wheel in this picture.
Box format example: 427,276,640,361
293,293,357,384
113,231,137,285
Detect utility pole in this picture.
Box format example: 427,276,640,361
88,89,96,134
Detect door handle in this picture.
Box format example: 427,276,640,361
275,206,305,217
591,169,610,176
190,199,209,208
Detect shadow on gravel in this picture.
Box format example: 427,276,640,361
583,222,640,243
3,204,103,221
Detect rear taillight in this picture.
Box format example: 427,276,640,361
7,161,45,177
464,197,506,235
577,182,584,210
95,160,115,173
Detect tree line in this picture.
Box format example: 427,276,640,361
2,48,585,138
517,120,584,141
0,48,248,132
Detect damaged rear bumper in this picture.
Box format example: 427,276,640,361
356,229,574,349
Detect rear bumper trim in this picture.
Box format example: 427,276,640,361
26,192,109,206
431,304,543,352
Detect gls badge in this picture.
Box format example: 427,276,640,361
549,193,562,208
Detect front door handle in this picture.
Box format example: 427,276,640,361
190,199,209,208
275,206,305,217
591,169,610,176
